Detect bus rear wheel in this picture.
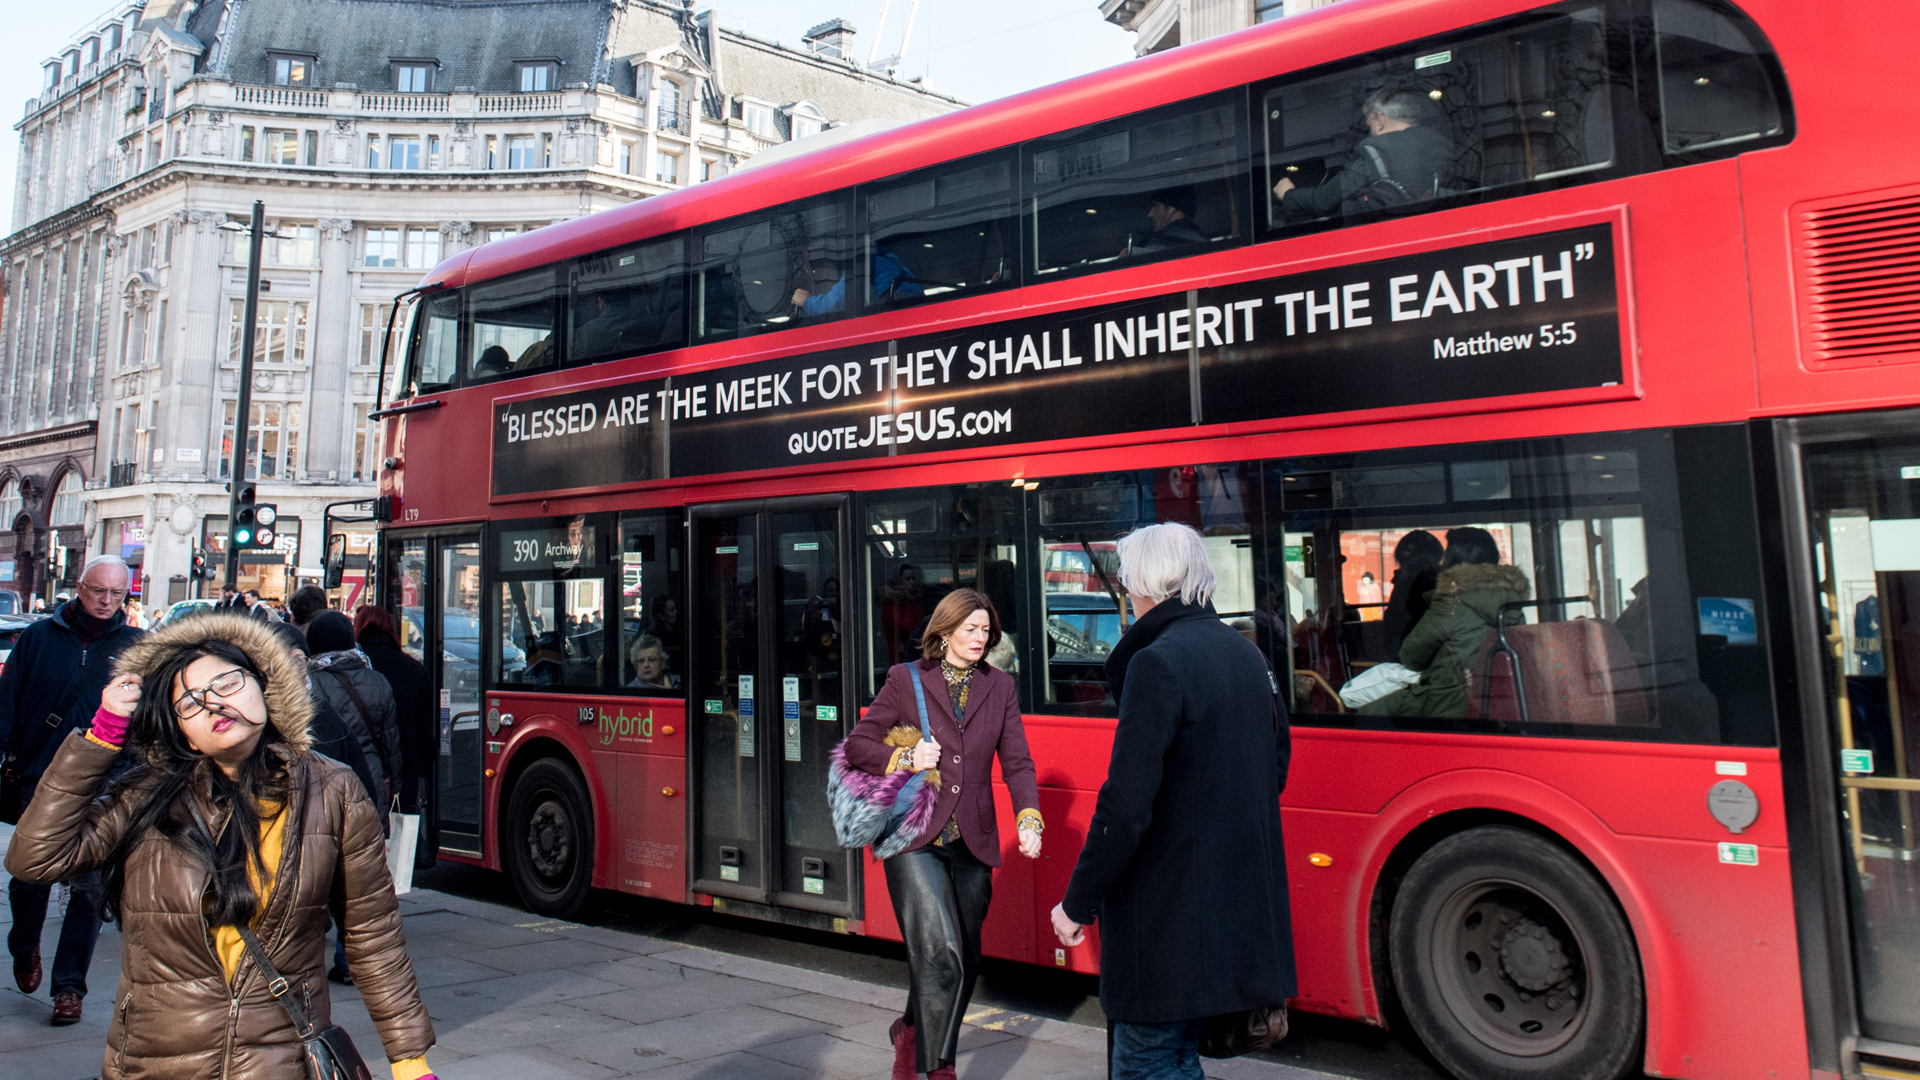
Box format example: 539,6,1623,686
1389,826,1643,1080
504,758,594,920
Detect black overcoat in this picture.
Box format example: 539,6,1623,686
1060,598,1296,1022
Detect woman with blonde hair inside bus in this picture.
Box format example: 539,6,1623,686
842,588,1043,1080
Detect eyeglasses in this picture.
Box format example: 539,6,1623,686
79,583,130,602
173,668,254,718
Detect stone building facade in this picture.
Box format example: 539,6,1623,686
1100,0,1345,56
3,0,961,611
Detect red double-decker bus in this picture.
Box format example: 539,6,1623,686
363,0,1920,1076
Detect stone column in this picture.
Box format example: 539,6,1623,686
167,210,227,481
306,218,355,479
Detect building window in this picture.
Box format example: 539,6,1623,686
516,61,557,92
49,472,84,527
264,129,299,165
387,136,422,170
543,133,554,168
105,24,121,52
393,63,434,93
700,158,717,182
486,227,519,243
84,38,99,66
219,401,302,481
654,151,679,185
265,223,316,266
0,479,21,528
486,134,500,169
365,226,400,266
406,226,441,268
359,302,401,367
657,79,685,131
743,101,775,139
351,403,384,481
227,299,311,365
43,63,59,91
240,126,255,162
1254,0,1287,21
367,134,382,169
787,101,827,140
428,134,441,168
269,53,313,87
506,135,537,169
302,130,318,166
617,140,634,174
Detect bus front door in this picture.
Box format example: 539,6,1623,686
688,497,857,924
389,532,484,859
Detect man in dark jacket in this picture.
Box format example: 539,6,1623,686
1273,88,1459,222
354,605,434,815
305,611,400,813
0,555,145,1024
1052,523,1294,1079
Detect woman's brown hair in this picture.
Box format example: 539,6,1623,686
920,588,1002,661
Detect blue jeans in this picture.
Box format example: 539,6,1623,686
1111,1017,1207,1080
8,872,105,998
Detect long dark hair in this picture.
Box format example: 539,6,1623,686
101,640,294,927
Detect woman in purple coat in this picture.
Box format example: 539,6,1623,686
842,588,1043,1080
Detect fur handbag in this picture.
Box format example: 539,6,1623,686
827,664,943,860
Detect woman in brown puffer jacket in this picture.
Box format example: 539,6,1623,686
4,612,437,1080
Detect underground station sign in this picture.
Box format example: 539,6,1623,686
492,222,1622,497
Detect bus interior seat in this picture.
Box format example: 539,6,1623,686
1470,618,1652,725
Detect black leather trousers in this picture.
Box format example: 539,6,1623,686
884,839,993,1072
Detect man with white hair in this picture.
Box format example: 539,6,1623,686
1050,522,1295,1078
0,554,146,1025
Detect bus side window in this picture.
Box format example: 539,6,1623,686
1027,90,1249,279
858,486,1025,708
569,234,688,366
1651,0,1788,156
862,151,1017,309
468,268,561,383
494,514,608,691
413,289,460,393
695,194,855,341
1262,6,1618,232
618,511,686,696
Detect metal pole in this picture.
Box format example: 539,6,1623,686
224,200,266,593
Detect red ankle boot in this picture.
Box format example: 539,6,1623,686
928,1066,956,1080
890,1017,918,1080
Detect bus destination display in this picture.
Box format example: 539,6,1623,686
492,222,1620,496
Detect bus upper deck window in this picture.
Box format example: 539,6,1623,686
569,233,688,366
1262,6,1616,233
1652,0,1787,155
695,195,854,341
468,268,560,383
414,290,460,393
1027,90,1249,279
862,152,1017,308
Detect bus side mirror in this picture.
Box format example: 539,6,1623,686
324,534,347,590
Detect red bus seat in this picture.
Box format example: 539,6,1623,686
1471,618,1651,726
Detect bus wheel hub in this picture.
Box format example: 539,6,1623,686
528,799,572,878
1500,920,1570,993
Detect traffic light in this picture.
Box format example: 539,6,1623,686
191,549,210,580
232,483,259,547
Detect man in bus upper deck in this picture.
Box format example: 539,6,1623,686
1272,89,1458,222
1124,186,1210,257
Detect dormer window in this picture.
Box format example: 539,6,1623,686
84,39,100,66
393,59,437,93
106,24,121,52
64,50,81,79
784,100,827,141
43,62,59,90
269,52,315,87
515,59,559,92
742,98,775,139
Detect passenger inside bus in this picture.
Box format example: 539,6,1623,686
1383,529,1444,656
1272,89,1460,222
1123,187,1209,257
1359,528,1525,718
627,635,680,690
472,345,512,379
791,248,924,315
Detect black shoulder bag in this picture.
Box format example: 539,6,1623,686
188,799,374,1080
0,665,100,824
1196,665,1291,1059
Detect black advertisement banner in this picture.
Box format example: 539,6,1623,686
492,223,1621,497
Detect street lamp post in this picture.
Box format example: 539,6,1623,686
222,201,267,594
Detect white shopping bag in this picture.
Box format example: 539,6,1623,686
1337,662,1420,709
386,811,421,896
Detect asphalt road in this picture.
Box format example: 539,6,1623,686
414,862,1456,1080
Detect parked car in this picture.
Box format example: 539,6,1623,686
0,591,17,615
152,598,217,629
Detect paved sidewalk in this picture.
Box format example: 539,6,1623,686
3,830,1336,1078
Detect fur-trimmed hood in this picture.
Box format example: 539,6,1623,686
1434,562,1532,598
113,612,313,757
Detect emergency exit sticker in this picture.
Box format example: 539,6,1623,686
1842,749,1875,774
1718,842,1759,866
704,700,723,714
817,705,839,722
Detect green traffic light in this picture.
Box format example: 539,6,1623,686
235,527,253,545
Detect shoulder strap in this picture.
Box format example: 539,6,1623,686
185,798,316,1037
319,667,379,728
904,664,932,739
1361,142,1392,181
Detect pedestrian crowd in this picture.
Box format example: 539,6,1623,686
3,520,1299,1080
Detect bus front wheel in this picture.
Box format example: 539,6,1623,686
1389,826,1643,1080
504,758,594,920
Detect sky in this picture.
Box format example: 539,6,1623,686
0,0,1138,225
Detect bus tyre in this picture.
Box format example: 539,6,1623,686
1389,826,1643,1080
504,759,594,920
